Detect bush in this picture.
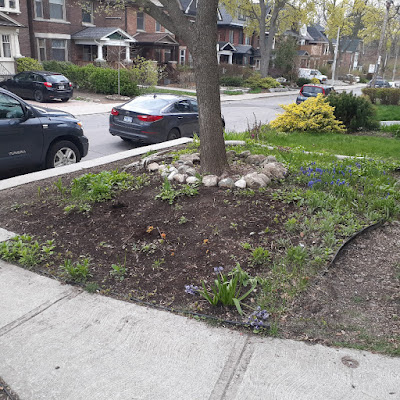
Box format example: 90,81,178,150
16,57,43,73
245,73,280,90
270,94,345,133
220,75,245,87
310,77,320,84
327,91,380,132
88,68,139,97
297,77,311,87
362,88,400,105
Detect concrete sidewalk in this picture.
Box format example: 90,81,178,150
1,260,399,400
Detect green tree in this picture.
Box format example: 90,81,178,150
274,36,298,80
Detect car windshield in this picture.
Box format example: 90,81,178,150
122,97,172,113
302,86,323,95
46,74,69,83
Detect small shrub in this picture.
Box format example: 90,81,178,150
220,76,245,87
245,73,280,90
327,91,380,132
310,77,320,84
16,57,43,73
61,258,91,283
297,77,311,87
270,94,346,133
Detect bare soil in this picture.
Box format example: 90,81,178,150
0,153,399,356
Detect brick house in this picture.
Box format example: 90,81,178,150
8,0,179,68
0,1,24,75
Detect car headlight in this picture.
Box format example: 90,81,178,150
77,121,83,128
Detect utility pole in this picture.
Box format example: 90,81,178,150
392,41,399,82
331,27,340,84
371,0,393,86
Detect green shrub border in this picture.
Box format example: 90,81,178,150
362,88,400,105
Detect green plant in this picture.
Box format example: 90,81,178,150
284,217,298,232
61,258,91,283
16,57,43,73
197,267,257,315
250,247,271,265
220,75,245,87
152,258,165,269
297,77,311,87
245,73,280,90
178,216,188,224
270,94,346,133
285,245,307,266
110,254,127,281
155,178,199,204
327,91,380,132
85,282,100,293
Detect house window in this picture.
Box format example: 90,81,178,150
239,31,243,45
164,49,171,62
2,35,11,58
49,0,65,20
137,11,144,30
37,38,46,61
0,0,19,11
82,2,93,24
35,0,43,17
180,48,185,65
229,30,234,43
245,35,251,45
83,45,96,61
155,21,161,32
51,39,66,61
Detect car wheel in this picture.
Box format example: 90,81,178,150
34,90,44,103
46,141,80,168
61,98,69,102
167,128,180,141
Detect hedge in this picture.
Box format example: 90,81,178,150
361,88,400,105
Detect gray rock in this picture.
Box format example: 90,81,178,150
218,178,235,188
186,167,197,176
202,175,219,187
186,176,199,184
262,162,287,180
235,179,247,189
178,165,190,174
258,173,271,185
161,165,178,178
246,154,266,165
147,162,160,172
180,153,200,165
167,170,178,181
244,172,268,188
173,173,188,183
265,155,277,163
239,150,251,158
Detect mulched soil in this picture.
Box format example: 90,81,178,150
0,153,399,355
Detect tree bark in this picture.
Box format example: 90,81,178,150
191,0,227,175
136,0,228,176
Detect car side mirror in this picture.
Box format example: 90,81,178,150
20,107,34,122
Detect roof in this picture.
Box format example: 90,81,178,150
339,38,362,53
132,32,178,45
217,5,246,27
234,44,253,55
0,11,24,28
307,26,329,43
297,50,309,56
178,0,222,20
72,27,135,42
218,41,236,51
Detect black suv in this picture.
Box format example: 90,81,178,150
0,88,88,176
0,71,73,102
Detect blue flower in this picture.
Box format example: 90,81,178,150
213,266,224,274
308,181,314,187
185,285,199,295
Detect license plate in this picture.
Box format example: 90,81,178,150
123,116,133,123
59,85,65,90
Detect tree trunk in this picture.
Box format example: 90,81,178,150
191,0,228,176
259,0,269,77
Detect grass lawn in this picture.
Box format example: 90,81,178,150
374,104,400,121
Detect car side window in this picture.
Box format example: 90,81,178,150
0,93,24,119
15,72,28,82
190,100,198,112
173,100,191,113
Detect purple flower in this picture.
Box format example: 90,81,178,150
185,285,199,295
213,266,224,274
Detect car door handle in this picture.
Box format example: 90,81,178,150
177,116,183,119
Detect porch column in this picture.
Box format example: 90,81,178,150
228,52,233,64
13,30,23,58
124,44,132,63
95,44,105,62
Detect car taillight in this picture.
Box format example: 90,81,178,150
43,82,52,88
137,115,163,122
111,108,119,116
69,82,72,87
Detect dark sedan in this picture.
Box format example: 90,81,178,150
109,93,202,144
0,71,73,103
367,78,391,88
0,88,88,176
296,84,335,104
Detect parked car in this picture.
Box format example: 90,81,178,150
340,74,360,83
366,78,391,88
298,68,328,83
110,93,224,144
0,88,88,175
0,71,73,103
296,84,335,104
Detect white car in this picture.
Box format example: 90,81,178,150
298,68,328,83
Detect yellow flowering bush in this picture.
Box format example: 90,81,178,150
270,94,346,133
310,77,320,84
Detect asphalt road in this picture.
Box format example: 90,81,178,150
82,93,301,161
